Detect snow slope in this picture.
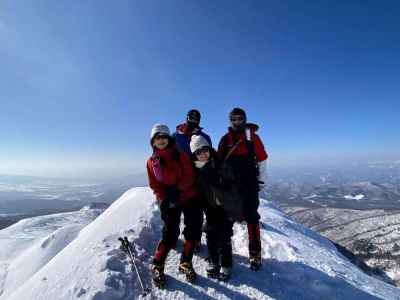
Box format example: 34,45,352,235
0,207,104,299
6,187,400,300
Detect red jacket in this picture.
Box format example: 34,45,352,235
147,146,197,203
218,123,268,162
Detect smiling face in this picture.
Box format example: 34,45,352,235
152,134,169,150
195,147,210,162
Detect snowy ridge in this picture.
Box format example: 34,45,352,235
4,187,400,300
0,207,104,299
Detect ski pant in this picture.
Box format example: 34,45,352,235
204,204,234,268
238,184,261,255
154,198,203,265
237,182,260,224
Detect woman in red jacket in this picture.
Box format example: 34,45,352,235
147,124,202,288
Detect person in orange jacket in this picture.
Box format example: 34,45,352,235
146,124,202,287
218,108,268,271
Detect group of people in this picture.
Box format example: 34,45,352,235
146,107,268,288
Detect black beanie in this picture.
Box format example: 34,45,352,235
187,109,201,121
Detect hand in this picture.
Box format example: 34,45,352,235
157,198,168,211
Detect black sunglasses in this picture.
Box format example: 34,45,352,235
230,116,244,122
187,116,200,122
154,134,169,140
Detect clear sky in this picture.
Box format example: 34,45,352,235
1,1,399,179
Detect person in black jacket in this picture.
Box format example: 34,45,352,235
190,134,236,281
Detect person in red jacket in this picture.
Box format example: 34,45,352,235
218,108,268,271
147,124,202,287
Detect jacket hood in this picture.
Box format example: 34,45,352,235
229,122,259,133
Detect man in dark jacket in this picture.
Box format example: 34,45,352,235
173,109,212,155
218,108,268,271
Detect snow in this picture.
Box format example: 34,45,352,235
344,194,365,200
3,187,400,300
0,208,104,299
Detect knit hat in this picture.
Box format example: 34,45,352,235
190,135,210,154
229,107,247,122
150,124,170,140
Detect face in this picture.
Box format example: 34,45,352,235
153,135,169,150
195,147,210,162
187,116,200,128
230,115,245,128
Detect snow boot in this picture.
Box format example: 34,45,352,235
219,266,232,281
151,263,166,289
249,252,262,271
206,261,220,279
178,261,197,283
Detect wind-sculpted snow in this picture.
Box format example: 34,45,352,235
0,207,104,299
5,188,400,300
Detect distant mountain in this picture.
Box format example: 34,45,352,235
267,162,400,286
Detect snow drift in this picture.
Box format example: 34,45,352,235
3,187,400,300
0,207,104,299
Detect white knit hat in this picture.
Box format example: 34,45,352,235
190,135,210,154
150,124,170,140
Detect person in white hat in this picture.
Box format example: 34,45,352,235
190,134,239,281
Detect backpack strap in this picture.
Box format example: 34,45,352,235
244,128,259,177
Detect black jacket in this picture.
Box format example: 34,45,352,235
194,150,244,221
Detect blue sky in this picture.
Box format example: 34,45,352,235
1,1,399,178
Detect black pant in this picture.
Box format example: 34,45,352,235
227,157,260,224
239,185,260,224
160,199,203,249
205,204,234,268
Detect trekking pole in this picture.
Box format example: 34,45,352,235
118,237,151,296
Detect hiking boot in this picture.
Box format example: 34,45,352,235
219,266,232,281
249,252,262,271
178,261,197,283
151,263,166,289
206,261,220,279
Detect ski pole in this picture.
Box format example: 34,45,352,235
118,237,150,296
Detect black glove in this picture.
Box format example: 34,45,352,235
165,185,181,209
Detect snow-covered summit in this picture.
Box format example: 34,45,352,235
3,187,400,300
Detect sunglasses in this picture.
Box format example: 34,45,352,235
154,135,169,140
230,116,244,122
187,116,200,123
194,147,209,156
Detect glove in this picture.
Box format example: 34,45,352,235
257,160,268,193
163,186,181,209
